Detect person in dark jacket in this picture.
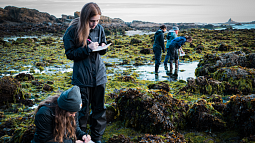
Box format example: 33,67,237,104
32,86,91,143
169,36,193,69
63,2,107,143
153,25,167,73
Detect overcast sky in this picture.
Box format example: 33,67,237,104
1,0,255,23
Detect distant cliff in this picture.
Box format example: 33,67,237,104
0,6,57,24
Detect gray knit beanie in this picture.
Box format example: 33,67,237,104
172,26,179,31
57,86,82,112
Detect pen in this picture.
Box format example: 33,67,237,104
87,39,92,42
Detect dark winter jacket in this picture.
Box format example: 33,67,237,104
170,36,186,49
153,29,165,52
32,104,86,143
63,24,107,87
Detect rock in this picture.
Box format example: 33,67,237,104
43,84,53,91
107,134,131,143
115,88,175,134
105,104,117,123
0,76,23,106
117,76,135,82
130,38,142,44
15,73,34,81
148,82,170,92
140,48,151,54
223,94,255,136
187,99,226,131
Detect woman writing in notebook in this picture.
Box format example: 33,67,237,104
63,2,107,143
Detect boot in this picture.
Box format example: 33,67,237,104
155,65,159,74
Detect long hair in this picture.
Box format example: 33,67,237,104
69,2,101,47
34,95,76,143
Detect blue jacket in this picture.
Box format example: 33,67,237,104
63,24,107,87
166,31,177,48
170,36,186,49
153,29,165,52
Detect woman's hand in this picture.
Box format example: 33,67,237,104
88,42,99,50
101,43,106,47
76,140,84,143
82,134,91,143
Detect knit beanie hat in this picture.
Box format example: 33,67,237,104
57,86,82,112
172,26,179,31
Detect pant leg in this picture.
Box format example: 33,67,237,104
90,84,106,142
164,48,171,65
78,87,91,131
153,47,162,67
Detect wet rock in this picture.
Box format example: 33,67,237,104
218,43,233,51
15,73,34,81
47,81,54,84
115,88,175,134
148,82,170,92
212,102,226,113
31,80,42,86
43,84,53,91
107,134,131,143
187,99,226,131
138,131,186,143
130,38,142,45
117,76,135,82
223,94,255,136
105,104,117,123
140,48,151,54
0,76,24,106
10,124,35,143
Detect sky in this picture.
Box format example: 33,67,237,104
0,0,255,23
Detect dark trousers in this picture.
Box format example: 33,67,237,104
153,46,162,67
78,84,106,142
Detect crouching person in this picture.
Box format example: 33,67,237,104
32,86,91,143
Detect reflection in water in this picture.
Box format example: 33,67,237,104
166,68,178,82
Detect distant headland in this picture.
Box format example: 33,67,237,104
0,6,254,37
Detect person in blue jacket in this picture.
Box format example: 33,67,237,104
63,2,107,143
169,36,193,69
32,86,91,143
164,26,179,68
153,25,167,73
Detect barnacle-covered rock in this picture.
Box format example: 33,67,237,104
223,94,255,136
15,73,34,81
148,82,170,92
0,76,24,106
187,99,226,131
107,134,131,143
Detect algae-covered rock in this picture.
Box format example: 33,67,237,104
130,38,142,45
0,76,24,106
187,99,226,131
148,82,170,92
115,88,174,134
15,73,34,81
138,130,186,143
105,103,117,123
140,48,151,54
223,94,255,136
107,134,131,143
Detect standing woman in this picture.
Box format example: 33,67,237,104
169,36,193,69
32,86,91,143
153,25,167,73
63,2,107,143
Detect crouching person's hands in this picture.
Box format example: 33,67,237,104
82,134,91,143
